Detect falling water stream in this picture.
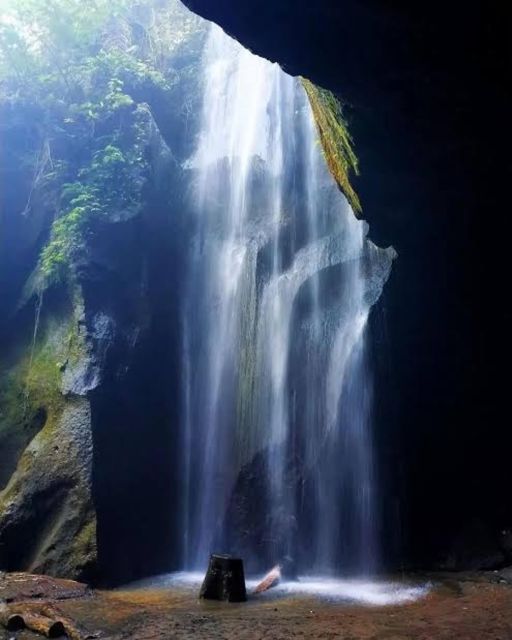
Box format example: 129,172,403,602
181,22,395,576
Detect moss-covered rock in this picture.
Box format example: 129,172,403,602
0,286,97,580
301,78,361,215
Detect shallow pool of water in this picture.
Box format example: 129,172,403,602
126,571,431,606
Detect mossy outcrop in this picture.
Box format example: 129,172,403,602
0,286,97,580
302,78,361,215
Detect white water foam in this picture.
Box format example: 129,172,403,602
126,571,430,607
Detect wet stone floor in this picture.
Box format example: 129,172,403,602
1,571,512,639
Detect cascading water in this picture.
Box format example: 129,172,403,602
181,21,395,575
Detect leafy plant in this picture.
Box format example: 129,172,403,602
40,117,150,283
0,0,174,286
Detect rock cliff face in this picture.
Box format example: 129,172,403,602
0,0,215,583
0,120,183,583
0,283,96,579
0,4,199,580
0,104,98,578
0,99,192,581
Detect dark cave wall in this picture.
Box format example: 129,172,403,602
83,157,188,585
182,0,512,568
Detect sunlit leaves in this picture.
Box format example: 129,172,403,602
0,0,165,286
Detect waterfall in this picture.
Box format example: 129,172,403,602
181,22,395,574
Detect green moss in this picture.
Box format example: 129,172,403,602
73,516,97,559
0,359,57,486
0,306,89,500
0,346,60,456
0,309,84,445
28,345,64,411
301,78,362,216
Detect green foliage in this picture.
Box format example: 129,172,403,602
41,125,149,283
0,0,175,286
83,49,169,92
301,78,361,215
40,204,88,282
0,0,171,97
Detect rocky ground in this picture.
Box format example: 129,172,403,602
1,570,512,640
